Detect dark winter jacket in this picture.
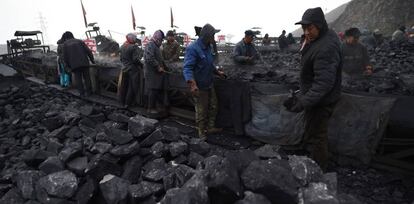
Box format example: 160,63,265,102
63,38,94,71
120,43,143,70
278,34,289,49
232,39,259,64
144,41,167,90
298,12,342,108
342,42,370,75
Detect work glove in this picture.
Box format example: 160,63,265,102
289,99,304,113
283,97,296,110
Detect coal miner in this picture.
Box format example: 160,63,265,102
342,27,373,76
392,26,408,43
232,30,260,65
284,7,342,170
278,30,289,50
162,30,181,63
262,33,271,46
56,32,71,88
144,30,169,114
183,23,225,139
118,33,144,107
63,31,95,97
363,29,384,49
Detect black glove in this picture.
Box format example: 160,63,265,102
283,97,296,110
284,97,304,113
289,100,304,113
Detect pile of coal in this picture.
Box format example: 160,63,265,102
219,39,414,96
0,81,361,204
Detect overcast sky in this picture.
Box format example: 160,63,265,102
0,0,351,45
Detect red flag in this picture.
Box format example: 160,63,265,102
170,7,174,28
81,0,88,28
131,5,136,30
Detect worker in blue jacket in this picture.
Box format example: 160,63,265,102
183,23,225,139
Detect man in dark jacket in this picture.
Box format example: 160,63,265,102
63,31,95,97
119,33,144,107
232,30,259,65
284,7,342,170
183,23,225,138
278,30,289,50
162,30,180,63
342,27,372,76
144,30,168,114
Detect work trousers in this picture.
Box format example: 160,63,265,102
193,87,218,136
148,89,169,110
58,62,70,87
72,67,92,97
302,103,336,170
118,69,141,106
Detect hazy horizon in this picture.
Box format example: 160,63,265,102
0,0,351,45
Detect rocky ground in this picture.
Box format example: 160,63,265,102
0,76,413,204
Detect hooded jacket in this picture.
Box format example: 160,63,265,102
297,8,342,108
63,38,94,71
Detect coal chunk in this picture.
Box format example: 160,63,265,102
48,125,71,139
22,149,55,167
301,182,339,204
150,141,167,158
38,170,78,198
128,115,158,138
169,141,188,157
65,126,82,139
163,164,196,190
160,126,181,142
142,158,170,182
34,182,71,204
241,159,298,204
105,127,133,145
322,172,338,195
14,170,43,200
42,116,64,131
66,157,88,175
187,152,204,168
189,138,210,155
225,149,259,173
99,174,129,204
46,140,64,154
0,188,24,204
75,177,96,204
108,112,130,123
110,141,140,157
85,154,123,181
337,193,364,204
234,191,271,204
122,155,143,184
39,156,65,174
161,171,209,204
90,142,112,154
254,144,282,159
58,142,83,163
288,155,323,186
129,181,163,201
204,155,242,203
79,105,94,116
141,128,164,147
